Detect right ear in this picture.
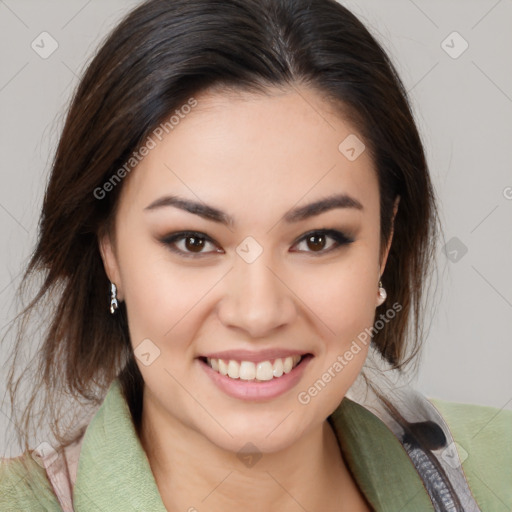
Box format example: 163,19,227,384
98,228,124,301
379,195,400,277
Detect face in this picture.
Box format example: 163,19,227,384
100,86,396,454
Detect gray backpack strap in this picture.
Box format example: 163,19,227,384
346,345,482,512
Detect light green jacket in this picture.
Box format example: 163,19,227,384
1,378,511,511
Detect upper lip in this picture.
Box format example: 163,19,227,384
199,349,310,362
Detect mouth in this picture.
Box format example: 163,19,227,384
198,354,312,382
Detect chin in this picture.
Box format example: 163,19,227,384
195,410,313,456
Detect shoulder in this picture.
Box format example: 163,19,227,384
429,397,512,511
0,451,61,511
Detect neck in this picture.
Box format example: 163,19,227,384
139,396,370,511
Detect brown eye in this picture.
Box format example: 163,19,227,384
292,229,354,255
305,233,328,252
184,235,206,253
160,231,222,258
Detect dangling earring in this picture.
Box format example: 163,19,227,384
110,282,119,314
377,280,387,306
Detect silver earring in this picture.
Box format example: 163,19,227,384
377,280,387,306
110,282,119,314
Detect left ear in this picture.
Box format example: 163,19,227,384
379,195,400,277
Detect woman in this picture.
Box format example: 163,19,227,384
1,0,510,510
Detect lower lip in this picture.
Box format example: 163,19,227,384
198,355,313,401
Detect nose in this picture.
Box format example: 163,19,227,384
216,251,297,339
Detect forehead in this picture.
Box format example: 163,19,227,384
118,86,378,221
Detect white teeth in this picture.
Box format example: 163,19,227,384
283,356,293,374
256,361,274,381
227,360,239,379
239,361,256,380
273,358,284,377
218,359,229,376
206,355,303,381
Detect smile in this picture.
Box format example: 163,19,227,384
198,353,313,401
205,355,302,381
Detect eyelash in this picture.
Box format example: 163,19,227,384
159,229,354,258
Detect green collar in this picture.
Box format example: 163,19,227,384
329,397,433,510
72,378,433,511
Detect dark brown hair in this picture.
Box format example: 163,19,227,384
3,0,442,454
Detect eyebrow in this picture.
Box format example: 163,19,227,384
144,193,363,226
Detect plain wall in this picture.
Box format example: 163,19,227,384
1,0,511,457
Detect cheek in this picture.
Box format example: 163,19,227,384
294,252,379,340
289,249,379,403
117,237,213,351
293,263,377,416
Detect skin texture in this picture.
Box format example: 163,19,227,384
100,86,398,511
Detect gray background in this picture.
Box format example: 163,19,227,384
1,0,511,456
